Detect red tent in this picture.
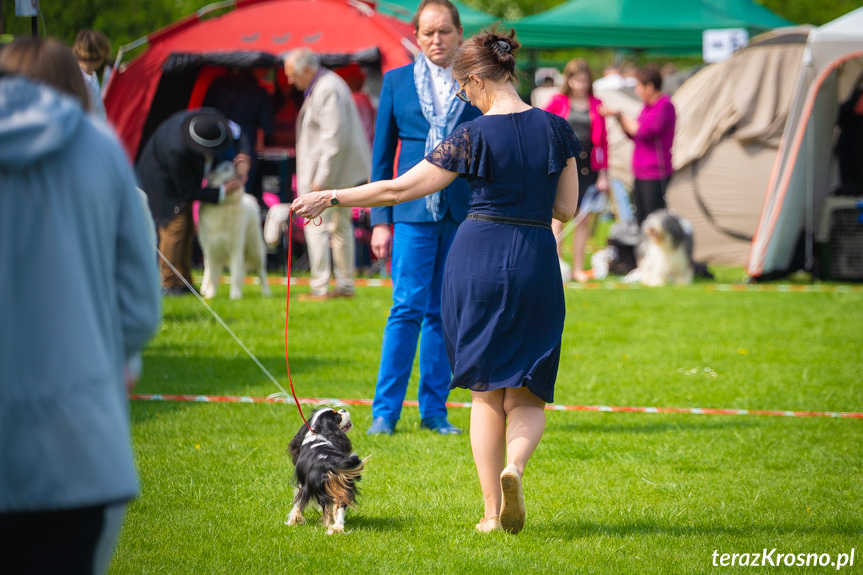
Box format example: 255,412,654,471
104,0,418,160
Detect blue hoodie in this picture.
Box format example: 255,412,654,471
0,76,161,511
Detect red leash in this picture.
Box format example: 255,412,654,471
284,208,321,432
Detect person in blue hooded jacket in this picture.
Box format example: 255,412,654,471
0,38,161,574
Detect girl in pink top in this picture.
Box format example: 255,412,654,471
601,64,675,225
544,59,609,282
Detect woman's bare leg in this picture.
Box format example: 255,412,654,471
571,212,592,282
470,388,506,520
503,386,547,475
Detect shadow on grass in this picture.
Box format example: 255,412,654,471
346,514,409,532
131,401,189,421
129,395,297,428
541,519,863,539
285,511,408,533
552,419,760,435
137,351,335,397
160,306,214,322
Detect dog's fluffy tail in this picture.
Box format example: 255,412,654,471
324,454,364,508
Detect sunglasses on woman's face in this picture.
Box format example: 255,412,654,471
454,79,470,103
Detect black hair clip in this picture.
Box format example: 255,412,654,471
491,40,511,58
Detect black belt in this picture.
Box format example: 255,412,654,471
466,212,551,230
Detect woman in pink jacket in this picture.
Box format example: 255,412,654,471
600,64,676,226
544,59,608,282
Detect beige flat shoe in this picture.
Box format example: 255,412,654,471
571,270,593,283
499,464,525,534
475,515,502,533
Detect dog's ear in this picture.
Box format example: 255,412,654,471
313,410,340,435
305,408,338,435
313,411,354,453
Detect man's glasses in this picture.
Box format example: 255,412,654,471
454,79,470,103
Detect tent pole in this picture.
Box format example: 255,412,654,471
805,109,814,272
197,0,237,17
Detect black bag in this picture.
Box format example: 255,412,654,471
606,220,640,275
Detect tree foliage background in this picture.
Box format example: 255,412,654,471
1,0,862,59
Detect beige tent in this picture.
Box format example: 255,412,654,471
665,27,809,266
747,8,863,279
593,29,808,266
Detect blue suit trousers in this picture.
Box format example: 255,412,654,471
372,219,459,421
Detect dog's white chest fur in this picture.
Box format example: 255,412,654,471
198,190,271,299
639,241,692,286
637,210,694,287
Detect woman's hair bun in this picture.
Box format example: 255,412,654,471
451,26,521,85
483,29,520,66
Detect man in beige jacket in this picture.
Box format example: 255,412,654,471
285,48,371,300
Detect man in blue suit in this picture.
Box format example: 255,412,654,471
367,0,482,435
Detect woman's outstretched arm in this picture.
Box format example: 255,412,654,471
291,160,458,219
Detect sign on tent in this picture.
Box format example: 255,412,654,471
703,29,749,63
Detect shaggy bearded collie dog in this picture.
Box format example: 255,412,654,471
285,408,365,534
636,210,694,286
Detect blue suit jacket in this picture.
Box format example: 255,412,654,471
370,63,482,226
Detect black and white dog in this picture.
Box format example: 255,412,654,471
636,210,694,286
286,408,365,534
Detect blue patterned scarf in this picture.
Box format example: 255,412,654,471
413,52,465,221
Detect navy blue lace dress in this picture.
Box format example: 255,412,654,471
425,108,581,403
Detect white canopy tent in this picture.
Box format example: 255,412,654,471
747,8,863,280
666,27,809,266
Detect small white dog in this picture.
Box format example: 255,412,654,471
197,162,271,299
635,210,694,286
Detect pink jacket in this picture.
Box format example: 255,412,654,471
543,93,608,171
629,94,675,180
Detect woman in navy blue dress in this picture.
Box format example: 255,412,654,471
292,27,581,535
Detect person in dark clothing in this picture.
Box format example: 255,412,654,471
837,88,863,193
203,69,275,200
136,108,252,295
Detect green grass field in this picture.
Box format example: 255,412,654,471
113,274,863,574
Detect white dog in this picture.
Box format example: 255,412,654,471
197,162,271,299
635,210,694,286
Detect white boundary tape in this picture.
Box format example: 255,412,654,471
212,276,863,292
129,394,863,419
